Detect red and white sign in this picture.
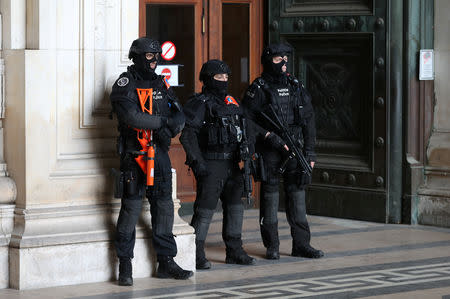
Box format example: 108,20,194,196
161,68,172,80
161,41,176,61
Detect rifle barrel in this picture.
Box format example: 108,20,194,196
266,104,312,176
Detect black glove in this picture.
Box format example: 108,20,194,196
167,111,185,137
192,160,210,178
155,127,172,152
266,132,288,153
305,150,316,163
298,171,312,187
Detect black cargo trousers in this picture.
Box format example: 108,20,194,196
259,148,311,252
115,149,177,259
190,158,245,251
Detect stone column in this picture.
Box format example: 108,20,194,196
0,35,18,288
417,0,450,227
172,169,196,270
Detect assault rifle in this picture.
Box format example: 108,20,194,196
260,104,312,176
239,118,253,204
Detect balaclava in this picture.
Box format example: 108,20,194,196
261,43,293,78
128,37,162,79
199,59,231,100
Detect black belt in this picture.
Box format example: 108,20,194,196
203,152,234,160
127,150,146,156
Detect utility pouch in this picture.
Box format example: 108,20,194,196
251,153,266,182
219,126,228,144
111,168,124,198
207,125,219,146
259,154,267,182
124,170,138,196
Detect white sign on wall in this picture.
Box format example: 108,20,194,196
419,49,434,80
155,64,180,86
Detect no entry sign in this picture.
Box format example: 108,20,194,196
161,68,172,80
161,41,176,61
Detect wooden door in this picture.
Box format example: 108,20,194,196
140,0,263,213
208,0,264,205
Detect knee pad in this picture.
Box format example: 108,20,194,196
193,207,215,224
191,208,215,241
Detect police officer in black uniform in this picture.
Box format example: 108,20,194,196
180,60,264,269
110,37,193,285
243,43,324,260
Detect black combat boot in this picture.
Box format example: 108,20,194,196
118,257,133,286
222,204,255,265
260,222,280,260
156,256,194,280
266,247,280,260
191,208,214,270
225,247,256,265
292,244,324,259
196,240,211,270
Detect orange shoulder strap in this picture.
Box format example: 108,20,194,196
136,88,153,114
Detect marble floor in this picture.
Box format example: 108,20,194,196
1,209,450,298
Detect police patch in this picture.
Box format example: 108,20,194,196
117,77,129,87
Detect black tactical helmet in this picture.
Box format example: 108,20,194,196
199,59,231,82
261,43,293,64
128,37,162,60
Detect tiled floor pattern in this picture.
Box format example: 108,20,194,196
1,209,449,298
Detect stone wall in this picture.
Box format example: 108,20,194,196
0,0,194,289
417,0,450,227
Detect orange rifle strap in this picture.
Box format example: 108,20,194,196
135,88,155,186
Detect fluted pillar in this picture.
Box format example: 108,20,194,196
172,169,196,269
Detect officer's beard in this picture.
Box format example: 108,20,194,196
204,77,228,100
133,54,158,80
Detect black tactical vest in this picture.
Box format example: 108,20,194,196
256,77,307,128
111,69,173,152
199,94,244,153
